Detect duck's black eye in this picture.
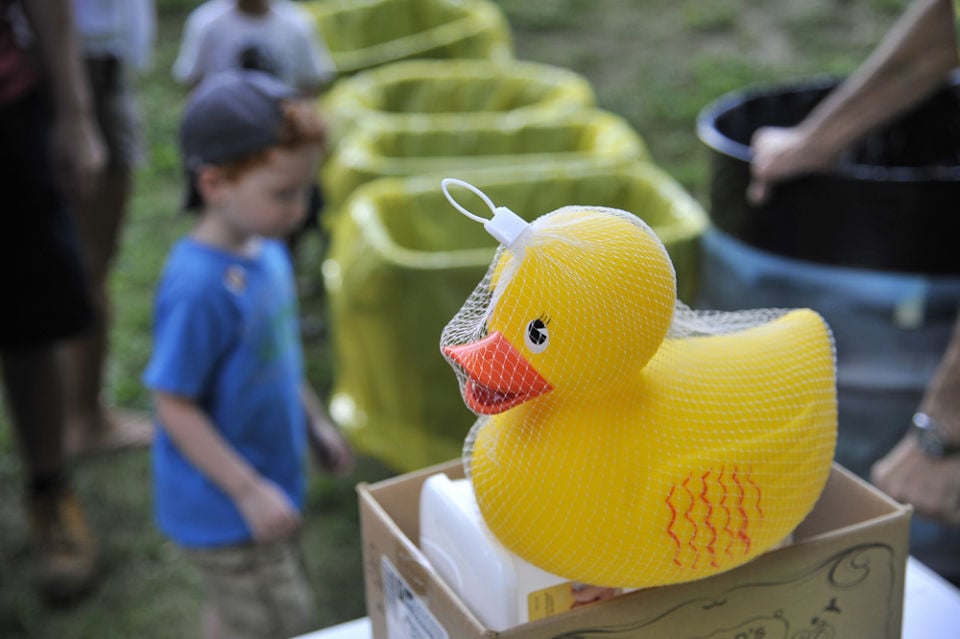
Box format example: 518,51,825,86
525,318,549,353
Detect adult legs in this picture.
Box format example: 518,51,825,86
2,345,98,603
61,154,151,458
3,347,66,476
2,83,100,605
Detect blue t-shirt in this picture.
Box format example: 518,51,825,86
143,237,307,548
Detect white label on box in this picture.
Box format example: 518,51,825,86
382,555,448,639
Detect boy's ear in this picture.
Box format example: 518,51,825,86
196,165,228,206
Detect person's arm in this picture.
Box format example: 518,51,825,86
292,27,335,96
171,7,206,92
871,316,960,527
749,0,959,203
153,391,303,542
870,429,960,527
300,383,354,476
21,0,105,201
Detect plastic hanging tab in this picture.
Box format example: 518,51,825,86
441,178,530,247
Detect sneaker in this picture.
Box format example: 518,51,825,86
26,488,98,604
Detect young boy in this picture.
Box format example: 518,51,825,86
143,69,352,639
172,0,337,267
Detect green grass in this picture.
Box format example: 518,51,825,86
0,0,909,636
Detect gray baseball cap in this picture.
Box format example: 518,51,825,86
179,69,297,210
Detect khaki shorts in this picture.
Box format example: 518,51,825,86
184,539,317,639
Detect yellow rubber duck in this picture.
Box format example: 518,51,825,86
439,180,837,589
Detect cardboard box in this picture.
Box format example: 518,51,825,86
357,459,911,638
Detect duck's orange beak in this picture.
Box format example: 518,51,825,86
442,331,552,415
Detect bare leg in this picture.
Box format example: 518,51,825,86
2,345,66,476
61,169,151,458
2,345,98,603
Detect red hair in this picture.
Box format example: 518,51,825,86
218,99,327,180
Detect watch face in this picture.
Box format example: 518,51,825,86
915,427,946,458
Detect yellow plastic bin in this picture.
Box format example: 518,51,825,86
323,162,708,472
303,0,512,76
320,58,595,144
322,108,650,208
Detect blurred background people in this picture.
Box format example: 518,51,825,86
0,0,105,603
749,0,958,204
62,0,156,460
749,0,960,585
172,0,335,97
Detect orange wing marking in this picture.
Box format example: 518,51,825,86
682,475,700,569
700,471,719,568
668,469,750,569
665,485,682,567
745,466,764,521
718,467,736,559
732,466,752,555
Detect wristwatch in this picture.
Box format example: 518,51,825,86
911,412,960,459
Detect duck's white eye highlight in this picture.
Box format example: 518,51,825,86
525,318,549,353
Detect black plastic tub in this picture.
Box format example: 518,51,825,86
697,75,960,274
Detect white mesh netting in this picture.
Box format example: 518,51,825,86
438,180,838,589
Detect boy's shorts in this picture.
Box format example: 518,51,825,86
184,538,317,639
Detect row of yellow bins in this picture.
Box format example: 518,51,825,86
304,0,512,76
306,0,709,472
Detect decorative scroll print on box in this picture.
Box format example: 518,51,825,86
550,544,897,639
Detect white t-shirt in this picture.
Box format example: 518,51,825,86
74,0,156,69
172,0,335,93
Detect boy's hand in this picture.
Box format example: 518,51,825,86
304,400,354,477
236,479,303,543
301,384,355,476
309,414,355,477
